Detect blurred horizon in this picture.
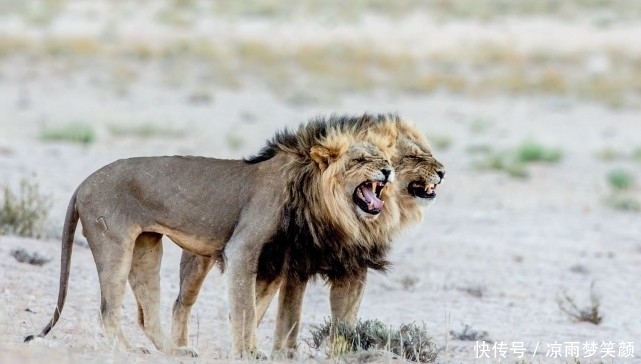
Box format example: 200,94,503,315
0,0,640,110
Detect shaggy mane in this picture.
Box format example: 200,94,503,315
244,113,401,164
251,114,403,283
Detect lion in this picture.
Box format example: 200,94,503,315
171,114,445,358
24,120,399,359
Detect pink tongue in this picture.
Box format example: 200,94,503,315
362,185,384,210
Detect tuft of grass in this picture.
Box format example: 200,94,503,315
606,194,641,212
515,140,563,163
476,153,529,179
40,122,95,145
557,282,603,325
430,135,453,151
309,319,438,363
606,168,634,190
475,140,562,179
594,147,623,161
449,324,491,342
0,180,51,238
107,122,185,138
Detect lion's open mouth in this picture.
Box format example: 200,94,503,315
408,181,437,199
353,181,387,215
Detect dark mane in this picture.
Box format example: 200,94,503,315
251,113,400,283
244,113,400,164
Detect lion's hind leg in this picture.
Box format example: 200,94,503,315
129,233,198,357
83,221,146,354
171,252,215,348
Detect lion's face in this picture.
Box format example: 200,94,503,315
342,143,395,218
394,137,445,207
310,137,395,221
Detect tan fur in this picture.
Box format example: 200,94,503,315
27,121,398,359
171,114,445,359
328,116,445,333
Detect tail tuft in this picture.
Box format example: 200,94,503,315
24,334,36,342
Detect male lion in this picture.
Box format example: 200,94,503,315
25,121,398,358
171,114,445,358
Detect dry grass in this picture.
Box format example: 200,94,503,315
165,0,641,21
0,33,639,107
557,282,603,325
0,180,51,238
449,324,491,342
308,319,439,363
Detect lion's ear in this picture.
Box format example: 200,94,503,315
310,142,347,171
310,146,332,170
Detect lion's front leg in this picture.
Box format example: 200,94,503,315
329,268,367,325
271,278,307,359
225,239,265,359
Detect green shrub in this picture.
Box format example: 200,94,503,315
607,169,634,190
40,122,95,144
516,140,563,163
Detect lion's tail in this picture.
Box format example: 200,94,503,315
24,188,79,343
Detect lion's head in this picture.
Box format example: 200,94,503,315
310,132,395,220
389,121,445,226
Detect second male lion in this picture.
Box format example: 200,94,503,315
26,120,398,358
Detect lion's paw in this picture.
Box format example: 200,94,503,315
129,346,151,354
271,348,298,360
172,346,199,357
230,348,267,360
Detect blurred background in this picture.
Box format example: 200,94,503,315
1,1,641,363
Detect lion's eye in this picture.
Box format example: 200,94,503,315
355,157,366,163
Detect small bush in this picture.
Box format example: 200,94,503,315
515,140,563,163
309,319,438,363
450,324,491,342
40,122,95,144
557,282,603,325
607,169,634,190
0,180,51,238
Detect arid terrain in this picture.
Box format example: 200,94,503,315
1,1,640,363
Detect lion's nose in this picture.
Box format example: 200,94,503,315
436,170,445,183
381,168,392,182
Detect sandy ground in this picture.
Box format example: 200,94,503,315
1,3,641,364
